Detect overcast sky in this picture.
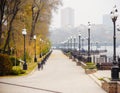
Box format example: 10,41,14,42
51,0,120,28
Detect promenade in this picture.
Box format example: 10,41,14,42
0,50,106,93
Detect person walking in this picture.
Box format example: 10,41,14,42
38,63,41,70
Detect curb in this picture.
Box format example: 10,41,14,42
88,74,102,87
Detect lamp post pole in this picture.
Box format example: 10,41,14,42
64,41,66,50
96,41,98,51
113,20,116,62
71,36,72,50
68,38,69,51
79,34,81,54
22,28,27,70
74,37,76,51
66,41,67,50
63,41,65,50
104,42,107,51
87,22,91,62
81,38,84,51
39,39,41,58
110,5,119,81
40,38,42,58
34,35,37,62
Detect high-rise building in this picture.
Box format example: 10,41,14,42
102,14,112,27
61,7,74,28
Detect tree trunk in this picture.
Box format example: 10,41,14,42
3,9,18,53
0,0,6,47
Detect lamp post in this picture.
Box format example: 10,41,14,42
87,22,91,62
68,38,70,51
104,41,107,51
110,5,119,80
65,40,67,50
64,41,66,50
22,28,27,70
33,35,37,62
70,36,73,50
39,38,42,58
63,41,65,50
78,34,81,54
96,41,98,51
74,36,76,51
81,38,84,51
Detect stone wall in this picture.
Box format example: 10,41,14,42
85,69,97,74
76,61,81,66
117,82,120,93
102,78,118,93
81,62,86,69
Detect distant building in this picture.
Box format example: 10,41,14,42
61,7,74,28
102,14,112,27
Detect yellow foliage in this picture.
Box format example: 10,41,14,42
2,0,59,60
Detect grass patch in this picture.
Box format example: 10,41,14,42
98,77,104,81
98,77,111,81
85,62,96,69
25,62,37,75
0,55,45,77
24,56,43,75
11,66,25,75
66,52,71,56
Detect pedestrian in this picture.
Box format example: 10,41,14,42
38,63,40,70
96,63,100,70
40,62,43,70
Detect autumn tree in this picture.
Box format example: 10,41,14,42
0,0,7,46
30,0,61,42
0,0,27,54
0,0,61,58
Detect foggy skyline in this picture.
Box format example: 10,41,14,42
51,0,120,28
61,7,75,28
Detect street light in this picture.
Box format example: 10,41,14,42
68,38,70,51
70,36,73,50
87,22,91,62
64,41,66,50
22,28,27,70
33,35,37,62
110,5,119,81
39,38,43,58
65,40,67,49
74,36,76,50
96,41,98,51
81,38,84,51
78,34,81,54
104,41,107,51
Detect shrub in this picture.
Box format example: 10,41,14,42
0,54,13,76
98,78,104,81
11,66,25,75
86,62,95,66
10,56,20,66
66,52,71,56
85,62,96,69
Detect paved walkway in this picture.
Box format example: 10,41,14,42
89,70,111,86
0,50,106,93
